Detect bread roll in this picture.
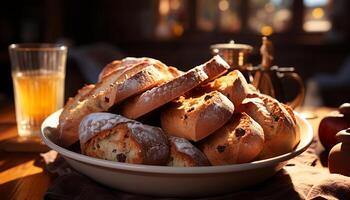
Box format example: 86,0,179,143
202,70,254,107
79,113,170,165
121,55,230,119
200,113,264,165
237,93,300,159
168,136,210,167
60,84,95,116
161,91,234,141
58,62,178,147
98,57,182,82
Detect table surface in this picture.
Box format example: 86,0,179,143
0,104,334,200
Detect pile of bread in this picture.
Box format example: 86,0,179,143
57,56,300,167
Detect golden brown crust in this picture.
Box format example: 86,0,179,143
120,68,209,119
200,113,264,165
282,103,297,125
59,55,301,166
202,70,253,107
120,55,230,119
237,93,300,159
98,60,123,81
200,55,230,83
59,84,95,124
58,62,178,147
168,136,210,167
98,57,182,82
161,91,234,141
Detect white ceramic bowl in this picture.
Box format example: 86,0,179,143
41,110,313,197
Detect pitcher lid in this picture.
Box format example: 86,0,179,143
210,40,253,51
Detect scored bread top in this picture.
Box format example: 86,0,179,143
239,93,297,139
202,70,252,107
98,57,182,82
98,60,122,81
237,93,299,158
161,91,234,141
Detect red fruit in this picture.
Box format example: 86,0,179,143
319,113,350,151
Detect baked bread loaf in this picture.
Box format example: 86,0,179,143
58,61,179,147
200,113,264,165
121,55,230,119
57,54,301,166
202,70,255,107
79,112,170,165
60,84,95,116
168,136,210,167
98,57,182,82
161,91,234,141
98,60,122,81
237,93,299,159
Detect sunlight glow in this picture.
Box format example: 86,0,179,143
0,160,43,184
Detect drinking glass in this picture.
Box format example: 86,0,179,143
9,43,67,137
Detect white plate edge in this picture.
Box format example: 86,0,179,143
40,110,314,174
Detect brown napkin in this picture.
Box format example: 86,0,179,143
41,140,350,200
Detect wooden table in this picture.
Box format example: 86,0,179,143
0,104,334,200
0,104,53,200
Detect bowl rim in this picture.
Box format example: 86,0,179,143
40,110,313,174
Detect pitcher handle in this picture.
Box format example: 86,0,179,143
279,72,305,109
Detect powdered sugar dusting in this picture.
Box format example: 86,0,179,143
213,55,230,69
79,113,132,144
139,67,208,104
127,124,169,162
170,136,198,156
79,112,169,163
169,136,209,165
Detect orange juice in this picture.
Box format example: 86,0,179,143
12,70,64,136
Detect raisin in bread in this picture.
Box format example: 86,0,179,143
161,91,234,141
237,93,299,159
200,113,264,165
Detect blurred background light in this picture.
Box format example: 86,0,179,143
218,0,230,11
249,0,293,35
261,25,274,36
303,0,331,32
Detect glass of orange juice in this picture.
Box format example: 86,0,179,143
9,44,67,137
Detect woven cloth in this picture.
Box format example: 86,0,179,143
41,139,350,200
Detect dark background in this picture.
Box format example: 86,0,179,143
1,0,350,106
